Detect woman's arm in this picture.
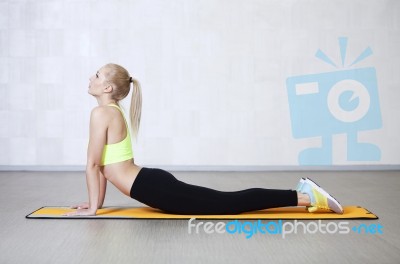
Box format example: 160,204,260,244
64,107,108,216
85,165,101,213
70,170,107,210
97,170,107,209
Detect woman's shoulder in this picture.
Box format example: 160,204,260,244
90,105,116,121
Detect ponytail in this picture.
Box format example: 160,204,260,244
129,78,142,140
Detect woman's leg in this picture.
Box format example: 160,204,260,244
130,168,299,215
297,192,311,206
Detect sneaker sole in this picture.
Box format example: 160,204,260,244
305,178,344,214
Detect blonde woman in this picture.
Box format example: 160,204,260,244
65,63,344,216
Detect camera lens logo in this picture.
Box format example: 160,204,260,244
286,37,382,165
328,79,370,123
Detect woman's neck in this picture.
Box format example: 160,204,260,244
96,98,117,106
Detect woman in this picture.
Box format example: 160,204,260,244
65,63,344,216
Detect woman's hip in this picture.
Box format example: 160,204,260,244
129,167,177,199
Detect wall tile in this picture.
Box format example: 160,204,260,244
9,137,36,165
0,58,8,83
8,58,37,84
35,84,64,111
63,30,90,57
35,30,65,57
8,30,36,57
0,2,8,30
8,83,36,111
0,111,9,137
63,110,88,139
36,137,63,165
8,1,36,30
35,110,64,138
8,110,36,138
33,1,65,29
62,138,87,165
36,57,64,84
0,84,9,110
0,30,8,57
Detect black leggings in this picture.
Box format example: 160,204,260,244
130,167,298,215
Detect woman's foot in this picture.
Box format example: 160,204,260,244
296,177,344,214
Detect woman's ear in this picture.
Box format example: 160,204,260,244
104,85,113,93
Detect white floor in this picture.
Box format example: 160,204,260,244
1,170,399,264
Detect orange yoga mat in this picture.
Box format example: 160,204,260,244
26,206,378,220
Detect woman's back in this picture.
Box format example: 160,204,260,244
101,104,133,166
95,104,141,196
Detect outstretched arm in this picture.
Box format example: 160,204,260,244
70,170,107,210
65,107,108,216
98,170,107,208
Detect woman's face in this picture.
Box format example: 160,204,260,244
88,67,109,96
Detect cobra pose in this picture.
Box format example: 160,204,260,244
65,63,344,217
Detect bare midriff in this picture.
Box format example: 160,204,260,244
101,159,142,197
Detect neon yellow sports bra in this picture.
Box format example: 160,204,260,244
100,103,133,166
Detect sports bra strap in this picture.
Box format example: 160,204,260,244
107,103,127,123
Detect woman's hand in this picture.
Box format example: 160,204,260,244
63,208,97,217
71,202,90,209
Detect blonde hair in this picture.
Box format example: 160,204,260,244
102,63,142,140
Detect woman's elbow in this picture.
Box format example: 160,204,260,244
86,162,101,173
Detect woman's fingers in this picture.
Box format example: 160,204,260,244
62,211,77,216
70,202,89,209
62,208,96,217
